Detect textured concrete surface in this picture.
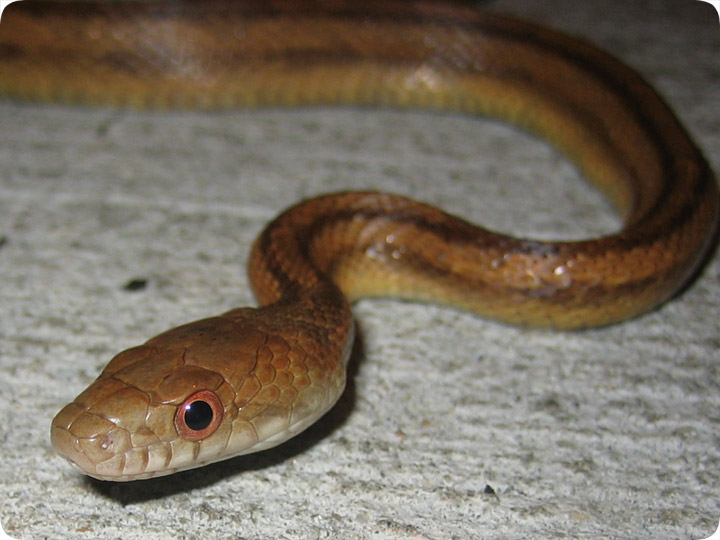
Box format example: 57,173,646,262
1,0,719,538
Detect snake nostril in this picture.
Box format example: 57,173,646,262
174,389,224,441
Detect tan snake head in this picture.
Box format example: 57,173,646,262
50,308,350,481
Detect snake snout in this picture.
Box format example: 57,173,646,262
50,400,136,480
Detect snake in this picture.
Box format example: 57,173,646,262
1,0,717,481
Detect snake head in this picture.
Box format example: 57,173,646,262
50,310,347,481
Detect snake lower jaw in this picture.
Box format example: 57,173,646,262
50,388,346,482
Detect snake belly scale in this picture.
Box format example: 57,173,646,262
0,0,716,480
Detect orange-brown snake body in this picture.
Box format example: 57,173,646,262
1,0,717,480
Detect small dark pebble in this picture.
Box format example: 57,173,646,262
123,278,148,291
483,484,496,495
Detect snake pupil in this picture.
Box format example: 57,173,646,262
184,400,213,431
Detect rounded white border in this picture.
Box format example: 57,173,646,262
0,521,19,540
0,0,22,21
697,0,720,22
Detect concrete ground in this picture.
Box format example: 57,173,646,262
1,0,719,538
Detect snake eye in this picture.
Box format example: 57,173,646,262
174,389,224,441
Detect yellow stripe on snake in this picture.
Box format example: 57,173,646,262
1,0,717,481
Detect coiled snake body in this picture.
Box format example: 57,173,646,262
1,0,717,480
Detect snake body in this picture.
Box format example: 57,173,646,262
1,0,716,480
